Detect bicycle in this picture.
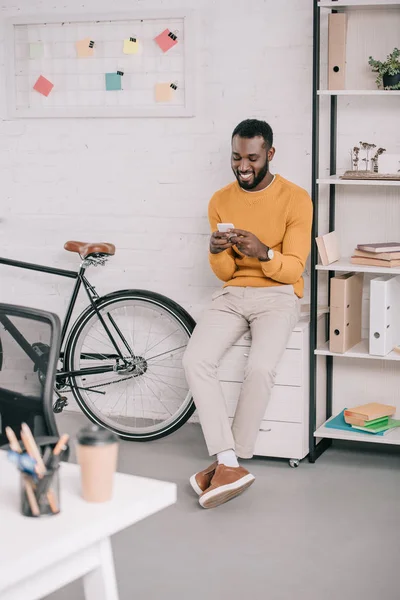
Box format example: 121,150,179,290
0,240,196,441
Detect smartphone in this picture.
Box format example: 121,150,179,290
217,223,234,233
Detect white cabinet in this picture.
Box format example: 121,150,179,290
218,318,314,466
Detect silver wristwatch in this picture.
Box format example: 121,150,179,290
260,247,274,262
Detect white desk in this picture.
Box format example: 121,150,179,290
0,452,177,600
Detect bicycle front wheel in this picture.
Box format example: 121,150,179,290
64,290,196,440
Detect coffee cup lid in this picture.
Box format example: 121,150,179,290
76,424,119,446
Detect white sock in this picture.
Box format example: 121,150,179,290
217,449,239,468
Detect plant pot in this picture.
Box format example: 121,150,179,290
382,72,400,89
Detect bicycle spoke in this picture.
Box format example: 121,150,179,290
143,310,155,355
132,374,146,425
106,381,129,415
144,368,186,398
146,345,187,362
79,339,114,363
124,305,136,356
144,328,181,357
140,375,173,417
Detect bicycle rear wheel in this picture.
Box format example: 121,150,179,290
64,290,196,440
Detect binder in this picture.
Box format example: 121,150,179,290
328,13,347,90
369,275,400,356
329,272,363,353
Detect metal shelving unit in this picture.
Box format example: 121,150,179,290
309,0,400,461
317,175,400,185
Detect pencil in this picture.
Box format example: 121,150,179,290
5,426,22,453
21,423,46,476
53,434,69,456
22,474,40,517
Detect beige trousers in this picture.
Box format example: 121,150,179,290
182,285,300,459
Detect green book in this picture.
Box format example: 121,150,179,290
352,419,400,435
361,416,389,428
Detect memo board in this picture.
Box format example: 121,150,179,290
5,12,195,118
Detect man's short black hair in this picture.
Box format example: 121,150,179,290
232,119,273,149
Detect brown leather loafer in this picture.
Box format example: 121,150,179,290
199,464,255,508
189,461,218,495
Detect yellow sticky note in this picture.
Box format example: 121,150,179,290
123,38,139,54
76,37,95,58
155,83,173,102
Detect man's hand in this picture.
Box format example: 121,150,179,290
210,231,234,254
230,229,269,260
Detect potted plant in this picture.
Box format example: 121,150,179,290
368,48,400,90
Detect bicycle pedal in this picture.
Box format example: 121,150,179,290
53,396,68,413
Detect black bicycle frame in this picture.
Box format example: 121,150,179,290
0,255,135,381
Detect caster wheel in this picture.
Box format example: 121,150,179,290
289,459,300,468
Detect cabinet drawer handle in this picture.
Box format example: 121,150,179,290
244,353,249,357
259,428,272,432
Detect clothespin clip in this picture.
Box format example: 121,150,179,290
168,31,178,41
117,70,124,76
89,40,95,48
170,81,178,90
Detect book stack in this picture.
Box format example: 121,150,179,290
344,402,400,435
351,242,400,268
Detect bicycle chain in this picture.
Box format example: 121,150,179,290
86,374,139,389
65,372,144,393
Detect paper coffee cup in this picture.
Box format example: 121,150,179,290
76,424,119,503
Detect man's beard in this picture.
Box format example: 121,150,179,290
234,159,269,190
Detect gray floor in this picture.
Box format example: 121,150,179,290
45,411,400,600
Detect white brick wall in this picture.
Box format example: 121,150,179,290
0,0,313,325
3,2,399,421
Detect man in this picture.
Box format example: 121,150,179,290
183,119,312,509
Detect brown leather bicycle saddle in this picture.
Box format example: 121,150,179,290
64,241,116,258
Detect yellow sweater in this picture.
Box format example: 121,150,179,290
208,174,313,298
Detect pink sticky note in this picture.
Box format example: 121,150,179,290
154,29,178,53
33,75,54,97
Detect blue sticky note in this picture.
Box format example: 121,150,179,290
105,73,122,91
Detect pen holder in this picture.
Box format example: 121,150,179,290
20,467,60,517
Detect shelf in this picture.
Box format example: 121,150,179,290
316,257,400,275
318,1,400,8
317,175,400,186
315,339,400,361
315,415,400,446
318,90,400,95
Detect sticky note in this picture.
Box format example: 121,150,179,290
105,73,122,91
30,42,43,59
33,75,54,97
154,29,178,53
76,37,95,58
123,38,139,54
155,83,174,102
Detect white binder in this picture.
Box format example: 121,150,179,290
369,275,400,356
